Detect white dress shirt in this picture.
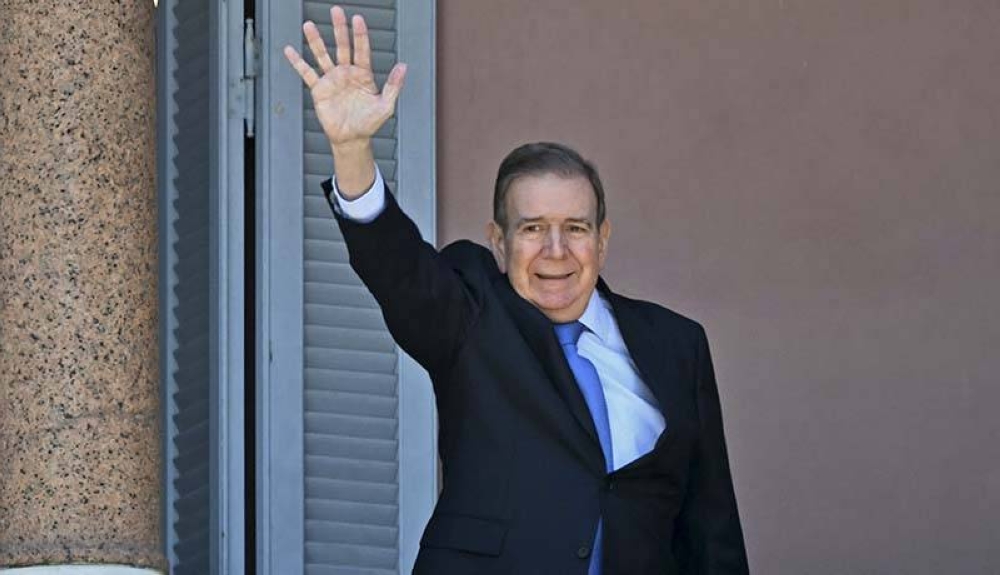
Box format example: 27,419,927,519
330,168,667,469
575,291,666,470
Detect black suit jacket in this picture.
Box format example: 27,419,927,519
325,182,749,575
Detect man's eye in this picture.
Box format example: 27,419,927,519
568,225,588,233
523,224,543,233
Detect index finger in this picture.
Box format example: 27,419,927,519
283,45,319,88
303,20,335,73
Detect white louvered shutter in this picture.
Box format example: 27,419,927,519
261,0,436,572
302,2,402,573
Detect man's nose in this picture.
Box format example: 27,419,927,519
543,229,567,258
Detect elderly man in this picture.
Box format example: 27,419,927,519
285,7,749,574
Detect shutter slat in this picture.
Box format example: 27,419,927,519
305,282,380,309
172,354,209,384
305,262,359,285
174,503,210,533
172,275,209,305
173,375,210,407
303,194,336,217
306,542,397,568
304,326,395,353
306,519,397,547
174,536,211,565
172,224,209,259
306,434,398,461
305,347,397,373
303,3,395,30
305,389,397,418
172,447,209,480
305,217,343,242
173,402,210,433
174,338,209,364
305,303,387,332
172,0,207,23
305,499,398,526
172,256,210,286
306,478,397,504
304,368,396,395
305,565,396,575
304,413,397,440
304,239,350,264
173,467,208,498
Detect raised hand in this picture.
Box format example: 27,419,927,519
284,6,406,194
285,6,406,146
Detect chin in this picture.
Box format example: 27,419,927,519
532,294,584,320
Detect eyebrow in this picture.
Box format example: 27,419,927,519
513,216,594,227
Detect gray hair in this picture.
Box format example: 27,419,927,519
493,142,606,230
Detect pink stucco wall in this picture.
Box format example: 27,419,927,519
436,1,1000,572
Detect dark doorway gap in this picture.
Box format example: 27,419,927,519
244,142,256,574
243,0,256,570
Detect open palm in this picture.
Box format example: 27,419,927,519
284,6,406,147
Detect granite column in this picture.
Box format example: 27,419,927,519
1,0,164,572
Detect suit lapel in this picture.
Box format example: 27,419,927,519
599,279,683,449
494,276,602,458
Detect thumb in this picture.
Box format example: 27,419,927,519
381,62,408,108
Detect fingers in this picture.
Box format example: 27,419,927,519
303,21,334,74
283,45,320,88
331,6,351,66
381,62,408,108
286,7,384,93
352,14,371,70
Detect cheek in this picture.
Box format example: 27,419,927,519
507,245,537,274
502,252,526,284
574,245,602,270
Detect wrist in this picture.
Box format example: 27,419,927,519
330,138,372,158
331,140,376,198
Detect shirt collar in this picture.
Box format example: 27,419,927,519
577,289,613,344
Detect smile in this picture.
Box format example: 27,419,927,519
535,272,574,280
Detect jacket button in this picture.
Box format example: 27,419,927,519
605,478,615,491
577,545,591,559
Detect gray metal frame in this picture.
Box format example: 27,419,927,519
395,1,439,572
210,0,249,572
158,0,247,570
257,0,306,571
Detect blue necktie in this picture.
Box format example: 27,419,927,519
554,321,613,575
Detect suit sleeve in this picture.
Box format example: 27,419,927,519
324,179,479,375
674,325,750,574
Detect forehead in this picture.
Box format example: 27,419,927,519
505,173,597,220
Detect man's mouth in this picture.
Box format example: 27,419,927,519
535,272,574,280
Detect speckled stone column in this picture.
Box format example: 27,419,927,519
0,0,164,571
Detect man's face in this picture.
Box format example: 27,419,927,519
488,173,611,324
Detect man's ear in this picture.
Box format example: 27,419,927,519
598,219,611,268
486,220,507,273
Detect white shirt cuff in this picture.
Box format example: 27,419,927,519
330,167,386,223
